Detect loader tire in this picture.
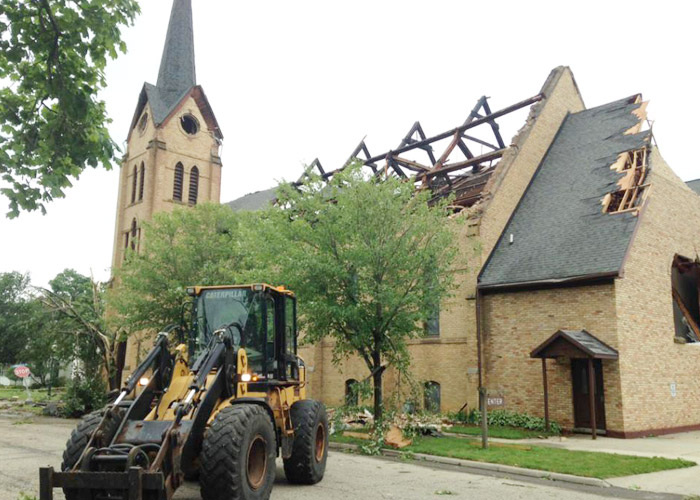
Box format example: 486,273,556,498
200,405,276,500
61,408,123,500
283,399,328,485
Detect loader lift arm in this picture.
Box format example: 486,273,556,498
40,325,237,500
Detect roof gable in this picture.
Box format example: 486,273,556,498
531,330,619,359
127,84,222,141
479,96,652,289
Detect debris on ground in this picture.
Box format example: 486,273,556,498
343,431,372,441
329,407,450,445
385,425,412,448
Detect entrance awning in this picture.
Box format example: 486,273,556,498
530,329,619,360
530,330,618,440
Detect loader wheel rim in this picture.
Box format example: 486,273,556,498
315,423,326,462
247,435,268,490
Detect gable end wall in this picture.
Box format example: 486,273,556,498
614,146,700,433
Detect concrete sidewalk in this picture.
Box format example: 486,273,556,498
509,432,700,496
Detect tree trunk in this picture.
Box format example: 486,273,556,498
373,368,383,423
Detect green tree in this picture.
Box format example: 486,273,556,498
38,269,121,390
0,271,33,365
0,0,140,217
269,165,461,421
110,203,266,336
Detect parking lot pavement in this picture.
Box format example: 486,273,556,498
0,415,682,500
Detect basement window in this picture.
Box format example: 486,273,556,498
672,255,700,343
603,147,650,214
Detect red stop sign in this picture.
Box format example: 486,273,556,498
14,366,30,378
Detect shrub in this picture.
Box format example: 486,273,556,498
453,409,561,434
62,376,107,417
446,410,470,424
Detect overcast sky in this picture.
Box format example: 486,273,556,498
2,0,699,287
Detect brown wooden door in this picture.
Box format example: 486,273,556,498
572,359,606,430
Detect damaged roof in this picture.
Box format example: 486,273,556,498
479,96,652,288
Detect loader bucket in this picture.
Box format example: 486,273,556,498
39,466,166,500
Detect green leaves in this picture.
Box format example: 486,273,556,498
110,203,271,334
0,0,140,217
268,164,462,411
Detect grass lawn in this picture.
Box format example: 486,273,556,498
0,386,63,403
445,425,555,440
330,433,695,479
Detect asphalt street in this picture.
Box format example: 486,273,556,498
0,416,682,500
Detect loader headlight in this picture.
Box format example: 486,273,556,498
240,373,252,382
138,377,150,386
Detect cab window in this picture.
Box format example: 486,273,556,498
285,297,295,356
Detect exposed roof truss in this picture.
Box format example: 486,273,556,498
296,93,543,209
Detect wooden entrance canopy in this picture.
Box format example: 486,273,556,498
530,330,619,439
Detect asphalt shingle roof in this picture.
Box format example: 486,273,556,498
139,0,196,126
687,179,700,195
531,330,619,359
226,188,278,212
479,97,652,288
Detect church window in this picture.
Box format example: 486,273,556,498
130,218,138,251
138,162,145,201
131,165,137,204
424,381,441,412
345,379,359,407
425,305,440,337
138,112,149,133
672,254,700,344
180,114,199,135
189,166,199,205
173,163,184,201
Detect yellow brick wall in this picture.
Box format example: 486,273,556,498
482,284,622,431
115,93,223,376
613,147,700,433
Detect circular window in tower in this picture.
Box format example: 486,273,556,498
180,114,199,135
138,112,149,133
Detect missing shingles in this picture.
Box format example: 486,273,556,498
602,147,650,215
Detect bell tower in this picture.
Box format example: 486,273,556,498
111,0,223,270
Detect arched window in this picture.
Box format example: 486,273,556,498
138,162,145,201
131,165,137,204
130,218,138,251
345,379,359,407
424,381,441,413
173,162,184,201
188,166,199,205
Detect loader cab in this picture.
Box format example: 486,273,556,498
188,284,298,381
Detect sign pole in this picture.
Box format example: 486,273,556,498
14,365,32,402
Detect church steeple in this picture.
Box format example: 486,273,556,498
156,0,196,105
111,0,222,273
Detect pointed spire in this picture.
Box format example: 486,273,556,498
156,0,196,97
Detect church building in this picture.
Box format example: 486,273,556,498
112,1,700,438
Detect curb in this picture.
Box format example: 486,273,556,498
329,441,611,489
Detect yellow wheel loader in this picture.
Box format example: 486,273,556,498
39,284,328,500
